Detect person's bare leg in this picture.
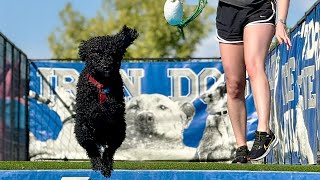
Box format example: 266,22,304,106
219,43,247,147
243,24,275,133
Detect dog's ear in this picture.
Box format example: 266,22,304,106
179,102,195,128
218,83,227,97
115,25,139,53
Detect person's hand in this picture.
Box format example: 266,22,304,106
275,22,292,50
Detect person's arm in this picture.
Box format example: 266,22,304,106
275,0,292,50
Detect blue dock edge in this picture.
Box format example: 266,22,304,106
0,170,320,180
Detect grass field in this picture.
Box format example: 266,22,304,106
0,161,320,172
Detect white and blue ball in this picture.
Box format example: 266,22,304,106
164,0,184,26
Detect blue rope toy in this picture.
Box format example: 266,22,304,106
164,0,208,39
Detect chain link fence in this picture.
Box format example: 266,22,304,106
0,32,29,160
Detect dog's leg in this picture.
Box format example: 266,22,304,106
85,142,104,172
101,146,117,178
74,123,103,171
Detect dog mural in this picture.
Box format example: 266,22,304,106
295,95,315,164
116,93,197,160
196,74,236,162
74,25,139,178
269,52,315,164
30,91,196,161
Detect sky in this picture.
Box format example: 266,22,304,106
0,0,318,59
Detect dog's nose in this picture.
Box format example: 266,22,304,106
137,112,154,124
135,112,155,135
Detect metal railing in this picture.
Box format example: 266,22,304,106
0,32,29,161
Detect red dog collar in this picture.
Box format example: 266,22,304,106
86,73,110,104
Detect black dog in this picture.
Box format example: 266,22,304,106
74,25,138,178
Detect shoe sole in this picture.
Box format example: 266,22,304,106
249,136,279,161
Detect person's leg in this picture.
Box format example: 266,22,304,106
243,24,274,133
244,24,279,160
219,43,247,148
216,0,250,163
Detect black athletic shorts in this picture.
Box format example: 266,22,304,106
216,0,276,43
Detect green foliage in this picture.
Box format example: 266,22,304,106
269,37,279,51
48,0,215,59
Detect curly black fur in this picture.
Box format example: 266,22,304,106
74,25,138,178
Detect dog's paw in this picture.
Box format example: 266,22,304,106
90,157,104,171
101,167,112,178
100,157,113,178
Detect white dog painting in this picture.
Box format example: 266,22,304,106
116,93,197,160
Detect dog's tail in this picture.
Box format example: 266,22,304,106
116,25,139,51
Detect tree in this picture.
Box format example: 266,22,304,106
48,0,215,59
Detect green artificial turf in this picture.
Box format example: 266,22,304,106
0,161,320,172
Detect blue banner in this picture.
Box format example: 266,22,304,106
29,60,257,161
265,2,320,164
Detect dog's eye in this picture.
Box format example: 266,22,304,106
159,105,168,110
129,104,139,110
